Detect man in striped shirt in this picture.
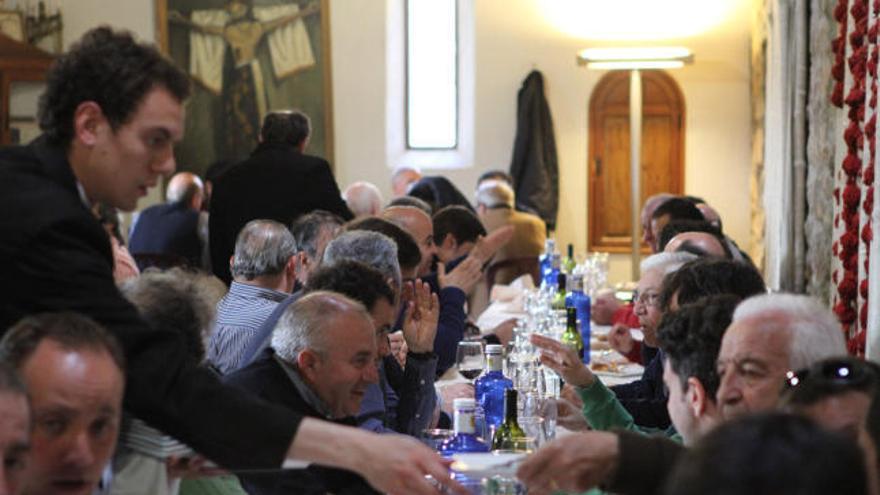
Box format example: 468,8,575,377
207,219,300,374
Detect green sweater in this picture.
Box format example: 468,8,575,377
577,379,681,441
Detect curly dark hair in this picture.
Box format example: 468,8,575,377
657,294,739,398
38,26,190,147
305,260,395,312
659,258,766,313
345,216,422,273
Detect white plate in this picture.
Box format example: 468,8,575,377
450,453,526,478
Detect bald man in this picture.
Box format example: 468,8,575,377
129,171,206,268
391,166,422,197
664,231,729,258
343,181,384,218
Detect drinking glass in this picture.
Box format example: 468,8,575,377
456,341,484,381
518,417,546,448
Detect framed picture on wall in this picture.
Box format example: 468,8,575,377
155,0,334,177
0,10,25,42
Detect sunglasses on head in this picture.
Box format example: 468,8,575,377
784,358,877,389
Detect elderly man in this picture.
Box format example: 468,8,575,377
342,181,384,218
517,293,848,495
0,27,459,495
128,171,205,268
307,260,438,436
391,165,422,197
225,292,381,495
592,193,674,327
535,252,696,431
0,313,125,495
207,219,299,375
475,180,545,285
209,110,353,284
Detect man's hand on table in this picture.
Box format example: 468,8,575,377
438,382,475,417
556,397,590,432
517,431,619,495
362,434,468,495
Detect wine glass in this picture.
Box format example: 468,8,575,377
456,341,484,381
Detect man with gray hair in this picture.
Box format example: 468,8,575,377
323,230,402,291
343,181,384,218
476,180,546,286
207,219,300,375
516,292,849,495
128,171,205,268
225,291,381,495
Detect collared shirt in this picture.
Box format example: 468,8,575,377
274,354,334,420
207,281,288,375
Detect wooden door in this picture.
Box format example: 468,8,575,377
588,70,685,253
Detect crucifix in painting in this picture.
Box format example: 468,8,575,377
159,0,332,174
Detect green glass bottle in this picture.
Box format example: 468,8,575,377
551,273,567,310
491,388,527,451
561,243,576,274
560,306,585,360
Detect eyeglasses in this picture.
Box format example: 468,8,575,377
784,358,877,389
632,289,661,307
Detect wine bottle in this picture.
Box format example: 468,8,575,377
561,243,576,274
560,307,585,360
474,344,512,429
439,398,490,455
491,388,527,451
565,273,591,364
551,273,567,310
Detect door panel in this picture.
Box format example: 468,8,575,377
588,71,684,253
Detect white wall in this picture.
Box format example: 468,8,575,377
331,0,753,284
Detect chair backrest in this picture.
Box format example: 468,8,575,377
485,256,539,291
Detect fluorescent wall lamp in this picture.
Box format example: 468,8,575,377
577,47,694,69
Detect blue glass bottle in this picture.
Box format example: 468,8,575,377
439,398,490,455
474,344,513,429
565,273,592,364
539,239,559,287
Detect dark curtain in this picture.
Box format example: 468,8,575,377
509,70,559,230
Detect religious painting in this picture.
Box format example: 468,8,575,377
156,0,333,177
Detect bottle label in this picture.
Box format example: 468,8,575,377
487,353,503,372
454,409,476,434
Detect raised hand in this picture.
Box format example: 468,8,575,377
608,323,635,355
469,225,514,265
437,256,483,295
530,333,595,388
402,279,440,353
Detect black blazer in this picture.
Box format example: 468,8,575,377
0,136,299,469
209,143,353,284
225,350,379,495
128,201,202,267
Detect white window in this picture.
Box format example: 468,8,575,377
387,0,473,169
406,0,458,149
